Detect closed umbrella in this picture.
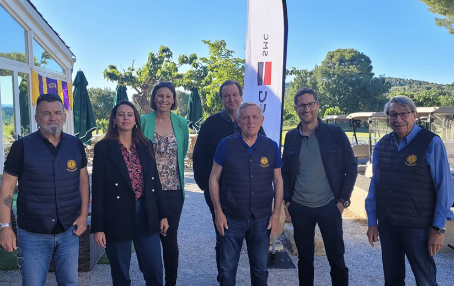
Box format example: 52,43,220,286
186,87,203,132
115,85,128,106
73,71,97,144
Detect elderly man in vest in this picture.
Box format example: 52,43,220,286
0,94,89,286
209,102,283,286
366,95,454,285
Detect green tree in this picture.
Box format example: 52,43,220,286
324,106,343,116
0,51,54,67
419,0,454,34
283,68,318,125
88,87,116,121
314,49,390,114
176,90,190,118
96,118,109,133
104,46,200,114
198,40,245,117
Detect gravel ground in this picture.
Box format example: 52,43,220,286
1,169,453,285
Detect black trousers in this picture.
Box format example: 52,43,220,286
204,188,222,280
160,190,184,286
288,199,348,286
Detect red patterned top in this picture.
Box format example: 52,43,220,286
118,139,144,198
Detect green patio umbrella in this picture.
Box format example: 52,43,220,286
186,87,203,132
73,71,97,144
114,85,128,106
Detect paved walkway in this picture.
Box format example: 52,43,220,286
1,170,453,285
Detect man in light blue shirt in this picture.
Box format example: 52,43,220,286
365,95,454,286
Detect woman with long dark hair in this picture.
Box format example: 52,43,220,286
140,82,189,286
91,101,169,285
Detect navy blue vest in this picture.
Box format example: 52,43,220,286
220,133,275,220
376,128,436,227
17,131,82,233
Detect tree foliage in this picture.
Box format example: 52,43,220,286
103,46,201,114
104,40,243,118
88,87,116,121
286,49,390,118
176,90,190,118
324,106,343,116
197,40,245,117
314,49,390,114
420,0,454,34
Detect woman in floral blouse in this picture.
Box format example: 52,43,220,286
140,82,189,286
91,101,169,285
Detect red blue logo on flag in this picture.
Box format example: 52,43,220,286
257,62,272,86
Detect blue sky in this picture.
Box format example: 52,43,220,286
24,0,454,90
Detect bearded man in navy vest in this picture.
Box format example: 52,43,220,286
209,102,283,286
366,95,454,286
0,94,89,286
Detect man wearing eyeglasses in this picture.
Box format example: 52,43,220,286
282,87,357,286
0,94,89,286
366,95,454,285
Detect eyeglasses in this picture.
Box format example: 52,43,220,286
295,101,318,110
37,93,63,106
388,111,413,120
13,247,25,275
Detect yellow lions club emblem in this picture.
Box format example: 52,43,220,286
405,154,417,166
260,157,269,168
67,160,77,172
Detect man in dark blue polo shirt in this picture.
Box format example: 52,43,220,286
0,94,89,286
209,102,283,286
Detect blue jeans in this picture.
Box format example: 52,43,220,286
18,225,79,286
106,198,163,286
220,215,270,286
378,217,438,286
288,199,348,286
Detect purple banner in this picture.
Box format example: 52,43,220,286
46,78,58,95
38,74,43,95
62,81,69,111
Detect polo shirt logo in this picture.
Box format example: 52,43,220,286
260,157,269,167
405,154,417,166
67,160,77,172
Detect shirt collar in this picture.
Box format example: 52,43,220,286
220,109,235,122
37,130,64,144
298,122,319,137
237,132,260,152
391,123,421,144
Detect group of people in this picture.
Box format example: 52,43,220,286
0,79,452,286
0,81,188,286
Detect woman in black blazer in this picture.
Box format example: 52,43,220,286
91,101,169,286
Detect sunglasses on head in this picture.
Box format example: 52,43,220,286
155,82,174,89
37,94,63,105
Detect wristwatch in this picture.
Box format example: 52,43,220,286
338,199,350,208
0,223,12,231
432,226,446,234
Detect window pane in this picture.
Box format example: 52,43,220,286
0,5,27,63
18,72,30,136
0,69,15,162
33,39,65,74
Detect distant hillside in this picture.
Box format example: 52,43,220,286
2,106,13,118
385,77,454,94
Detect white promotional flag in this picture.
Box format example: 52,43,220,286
243,0,288,146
